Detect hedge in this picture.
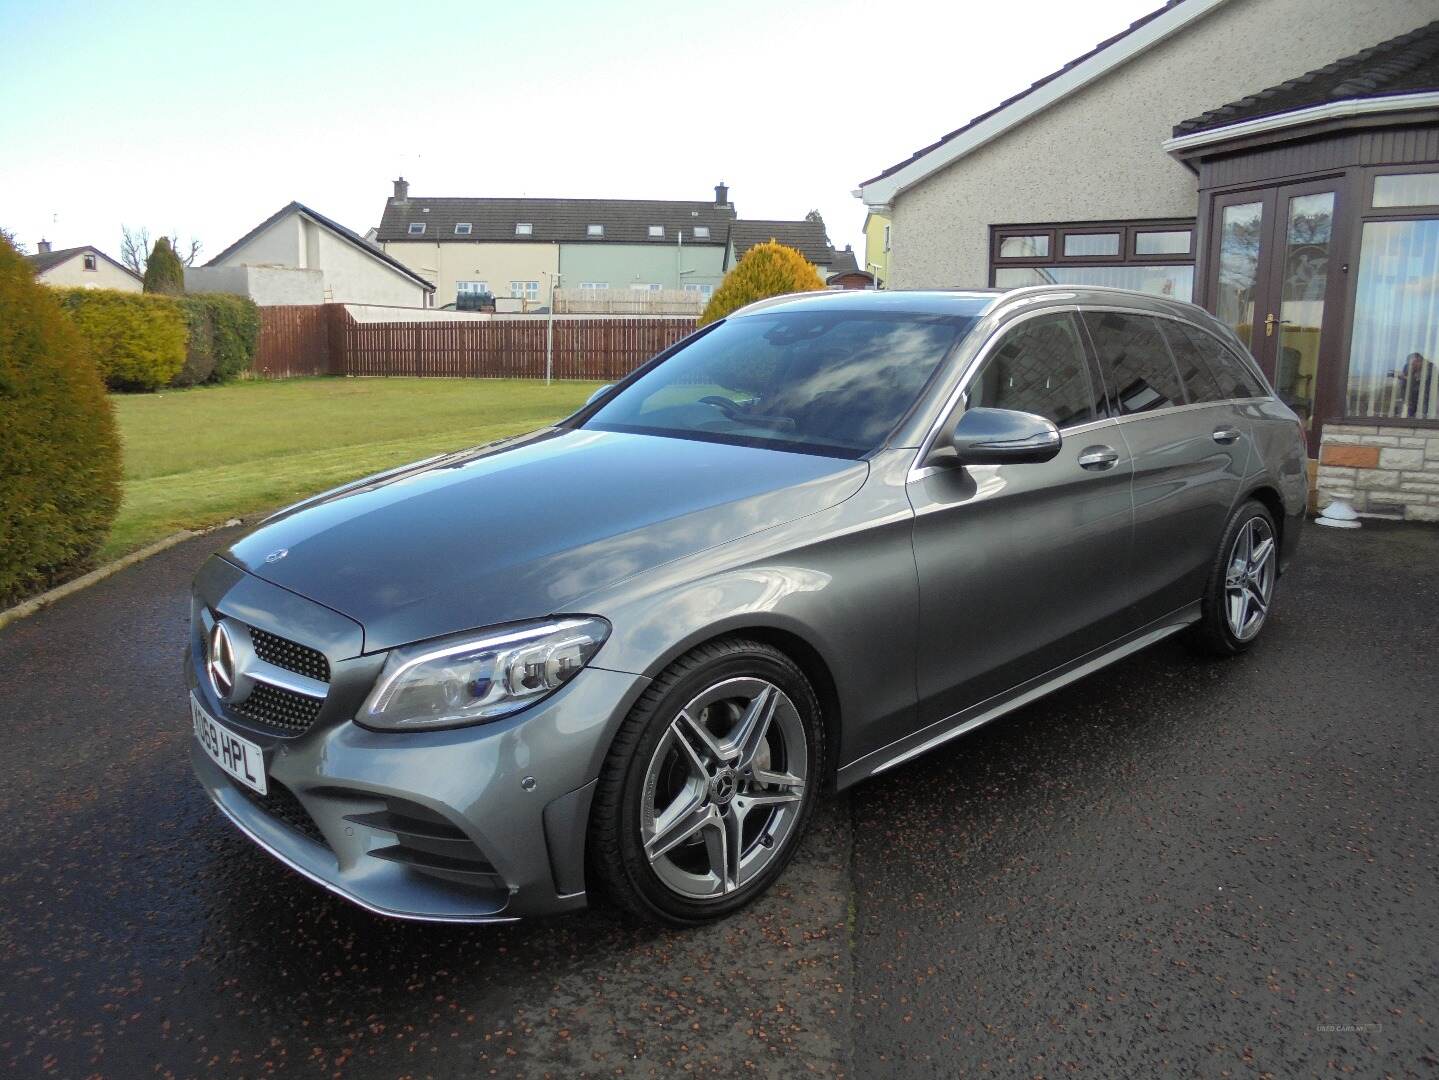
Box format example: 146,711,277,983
188,293,260,382
57,288,187,390
0,239,122,607
173,297,217,386
699,240,825,326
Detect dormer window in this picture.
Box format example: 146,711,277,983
515,223,533,236
692,226,710,240
83,253,97,271
407,222,426,235
587,224,604,237
454,222,473,235
648,225,664,238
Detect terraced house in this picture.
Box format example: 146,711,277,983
857,0,1439,521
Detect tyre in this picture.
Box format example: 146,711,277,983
1187,499,1280,656
589,638,824,926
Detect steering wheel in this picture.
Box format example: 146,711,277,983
698,395,743,417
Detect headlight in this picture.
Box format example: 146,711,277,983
358,617,610,731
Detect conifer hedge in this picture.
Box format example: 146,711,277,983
0,239,122,606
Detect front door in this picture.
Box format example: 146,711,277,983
1208,178,1348,446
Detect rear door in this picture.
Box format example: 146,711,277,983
908,308,1135,725
1081,310,1250,624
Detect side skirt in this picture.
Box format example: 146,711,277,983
836,602,1200,789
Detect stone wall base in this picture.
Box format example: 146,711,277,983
1317,423,1439,523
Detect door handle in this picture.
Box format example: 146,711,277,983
1077,445,1120,471
1212,427,1242,444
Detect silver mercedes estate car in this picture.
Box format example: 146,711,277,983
187,286,1307,926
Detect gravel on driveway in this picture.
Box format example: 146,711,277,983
0,521,1434,1078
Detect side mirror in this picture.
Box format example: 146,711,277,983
585,383,615,407
926,407,1061,468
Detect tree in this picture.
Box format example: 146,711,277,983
0,226,26,255
143,236,186,295
698,240,825,326
122,225,201,276
804,209,824,224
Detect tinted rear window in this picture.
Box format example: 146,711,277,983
1083,311,1186,414
1172,322,1267,399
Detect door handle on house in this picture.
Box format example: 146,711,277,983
1212,427,1242,444
1077,445,1120,471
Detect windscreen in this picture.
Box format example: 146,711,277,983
584,310,977,457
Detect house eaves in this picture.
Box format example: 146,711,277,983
855,0,1228,209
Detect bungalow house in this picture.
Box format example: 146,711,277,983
26,241,141,292
726,218,848,282
857,0,1439,521
188,202,435,307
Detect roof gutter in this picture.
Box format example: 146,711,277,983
1162,90,1439,153
856,0,1230,208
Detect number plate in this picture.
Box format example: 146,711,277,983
192,693,267,795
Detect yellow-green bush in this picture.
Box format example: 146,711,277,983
0,239,122,606
699,240,825,326
57,288,187,390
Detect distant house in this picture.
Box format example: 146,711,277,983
26,241,141,292
189,201,435,307
376,179,738,309
862,211,890,287
726,218,844,279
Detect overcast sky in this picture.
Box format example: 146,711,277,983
1,0,1159,265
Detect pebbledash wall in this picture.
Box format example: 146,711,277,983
1318,426,1439,523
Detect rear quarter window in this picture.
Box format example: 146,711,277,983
1173,322,1267,399
1082,310,1186,415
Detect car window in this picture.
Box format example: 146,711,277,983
1082,310,1186,415
1158,319,1226,403
965,312,1096,428
1172,322,1267,399
585,309,979,457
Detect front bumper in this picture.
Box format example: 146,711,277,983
187,557,647,922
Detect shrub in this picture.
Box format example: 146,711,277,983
143,236,185,295
191,293,260,382
173,297,217,386
58,288,187,391
698,240,825,326
0,238,122,607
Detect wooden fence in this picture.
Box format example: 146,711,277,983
252,305,698,381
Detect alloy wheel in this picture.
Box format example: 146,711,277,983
639,677,808,899
1224,516,1276,641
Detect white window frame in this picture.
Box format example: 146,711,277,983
587,224,604,238
648,225,664,238
579,281,609,291
515,222,533,236
82,253,97,271
454,222,473,236
692,226,710,240
683,283,712,296
510,280,540,301
630,282,663,292
456,280,489,295
407,222,426,235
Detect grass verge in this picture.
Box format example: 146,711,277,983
105,376,600,559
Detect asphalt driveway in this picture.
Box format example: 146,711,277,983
0,522,1434,1077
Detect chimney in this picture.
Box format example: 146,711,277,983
37,239,51,254
714,181,730,208
393,177,410,201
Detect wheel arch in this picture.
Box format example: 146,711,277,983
1243,483,1286,562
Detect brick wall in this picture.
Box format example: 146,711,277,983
1317,423,1439,523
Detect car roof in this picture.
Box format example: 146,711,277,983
729,284,1213,326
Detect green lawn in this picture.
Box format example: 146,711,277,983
106,377,601,559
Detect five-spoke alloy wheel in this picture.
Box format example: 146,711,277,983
590,639,823,925
1190,499,1281,656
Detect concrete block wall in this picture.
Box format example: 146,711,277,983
1317,423,1439,523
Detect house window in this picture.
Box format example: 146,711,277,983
407,222,426,235
883,224,891,252
630,283,662,291
990,220,1196,302
454,223,473,236
648,225,664,238
580,282,609,291
83,253,97,271
510,280,540,301
587,224,604,237
1345,218,1439,421
692,226,710,240
456,280,489,295
515,223,533,236
1372,172,1439,209
683,283,713,297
